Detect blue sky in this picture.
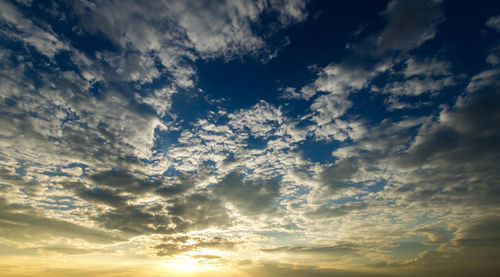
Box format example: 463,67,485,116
1,0,500,276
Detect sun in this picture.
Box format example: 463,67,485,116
162,257,202,273
173,258,199,273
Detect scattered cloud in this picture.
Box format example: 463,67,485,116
1,0,499,276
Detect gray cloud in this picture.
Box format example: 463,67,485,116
306,202,368,219
74,185,129,208
369,217,500,276
243,262,390,277
319,158,359,193
0,0,499,274
93,204,173,235
400,90,500,167
214,171,281,215
453,216,500,250
166,192,232,231
155,235,236,256
0,197,122,244
90,169,161,194
0,0,69,58
0,168,39,194
381,57,455,97
414,228,449,244
262,242,359,255
378,0,443,51
392,88,500,206
83,188,231,236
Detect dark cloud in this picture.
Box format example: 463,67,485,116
0,198,122,244
243,262,391,277
60,170,230,236
395,88,500,206
262,243,359,255
155,171,208,198
166,192,232,231
90,169,161,194
453,216,500,250
378,0,443,51
306,202,368,218
89,190,230,235
74,185,129,208
213,172,281,215
400,92,500,167
369,217,500,276
93,204,172,235
0,168,39,194
155,235,236,257
319,158,359,193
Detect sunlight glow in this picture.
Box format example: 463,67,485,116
161,256,218,273
171,258,199,273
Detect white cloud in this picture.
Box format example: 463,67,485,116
300,62,389,142
382,57,454,96
466,68,500,92
1,0,499,273
0,0,69,58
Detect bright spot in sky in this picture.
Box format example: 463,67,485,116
161,255,222,273
163,257,199,273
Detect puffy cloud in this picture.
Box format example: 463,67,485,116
300,62,387,142
228,100,284,138
303,63,374,99
0,0,499,275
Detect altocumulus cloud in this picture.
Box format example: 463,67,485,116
0,0,500,277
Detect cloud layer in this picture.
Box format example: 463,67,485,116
1,0,499,276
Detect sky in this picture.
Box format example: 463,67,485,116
0,0,500,276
